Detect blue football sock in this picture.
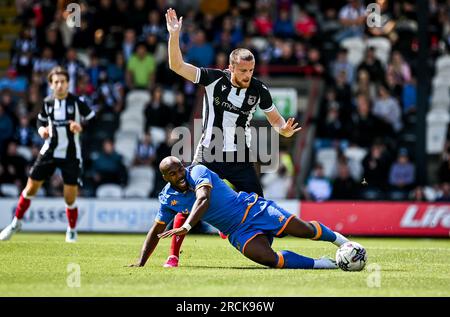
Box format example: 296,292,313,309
276,250,315,269
310,221,337,242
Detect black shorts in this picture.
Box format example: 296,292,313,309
29,154,82,186
199,161,264,197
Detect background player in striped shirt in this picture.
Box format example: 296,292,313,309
163,8,302,267
0,66,95,243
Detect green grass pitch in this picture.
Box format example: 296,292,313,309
0,233,449,297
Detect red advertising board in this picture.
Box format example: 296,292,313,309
299,202,450,237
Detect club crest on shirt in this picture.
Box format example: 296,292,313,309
171,199,178,206
248,95,257,106
67,105,74,114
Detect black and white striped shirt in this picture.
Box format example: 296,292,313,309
193,68,275,158
37,93,95,161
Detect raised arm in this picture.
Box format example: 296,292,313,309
166,8,198,83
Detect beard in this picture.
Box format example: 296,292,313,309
235,77,251,88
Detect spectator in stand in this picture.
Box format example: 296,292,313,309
388,147,415,200
141,10,166,41
385,70,403,101
294,8,317,40
33,47,58,79
373,84,403,133
349,94,385,148
409,186,428,202
86,53,106,88
317,102,346,141
144,85,172,130
186,30,215,68
436,182,450,202
0,105,14,150
134,132,156,166
126,42,156,90
107,51,126,86
334,0,367,42
357,47,385,84
274,9,295,39
63,47,86,94
122,29,137,62
361,141,392,199
367,0,397,39
91,139,128,188
304,47,325,76
252,8,273,36
14,115,35,147
353,69,377,101
387,51,412,86
332,48,354,84
11,27,36,79
402,76,417,115
437,143,450,184
334,70,352,107
270,41,298,73
0,68,27,95
71,18,95,50
331,161,359,200
214,16,244,48
0,141,28,189
171,91,191,127
46,171,64,197
43,25,65,61
303,162,332,202
129,0,149,34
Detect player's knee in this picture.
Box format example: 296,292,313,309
64,197,76,207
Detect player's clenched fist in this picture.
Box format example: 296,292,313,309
38,126,50,139
69,120,82,134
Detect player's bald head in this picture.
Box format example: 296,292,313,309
159,156,183,175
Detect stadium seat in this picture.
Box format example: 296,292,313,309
341,37,366,66
16,145,33,161
119,117,144,135
316,148,338,179
96,184,123,198
436,55,450,73
250,37,269,51
366,37,391,65
426,108,450,154
432,76,450,88
162,89,176,106
124,185,151,198
149,126,167,147
344,146,367,181
125,90,151,110
129,166,155,183
0,184,19,197
431,87,450,110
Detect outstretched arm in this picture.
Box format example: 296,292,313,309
129,222,167,267
265,107,302,138
158,186,211,239
166,8,198,83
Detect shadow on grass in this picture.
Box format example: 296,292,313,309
180,265,269,270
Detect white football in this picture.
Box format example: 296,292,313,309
336,241,368,271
